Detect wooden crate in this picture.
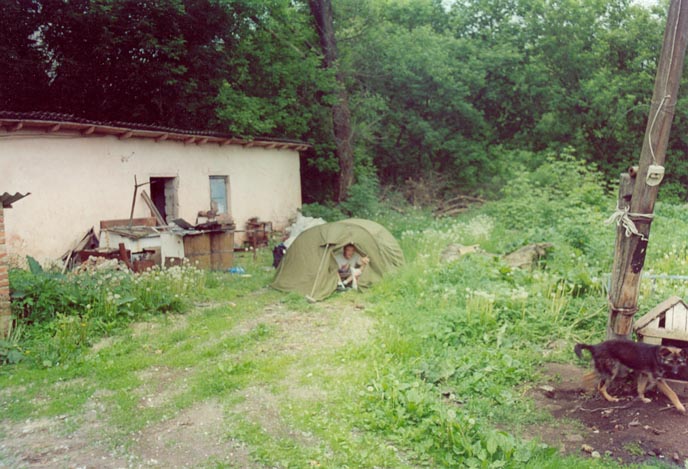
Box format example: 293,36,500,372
183,230,234,271
210,230,234,271
183,232,211,269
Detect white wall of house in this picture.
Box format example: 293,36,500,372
0,129,302,263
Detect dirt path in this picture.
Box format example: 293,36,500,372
0,298,374,468
527,362,688,467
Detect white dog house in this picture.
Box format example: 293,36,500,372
634,295,688,390
0,112,308,264
634,295,688,345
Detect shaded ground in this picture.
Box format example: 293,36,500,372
529,362,688,467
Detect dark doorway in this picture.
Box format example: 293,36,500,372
149,177,178,223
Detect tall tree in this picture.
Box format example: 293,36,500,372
343,0,492,192
0,0,50,110
308,0,355,201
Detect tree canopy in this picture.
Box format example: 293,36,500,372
3,0,685,201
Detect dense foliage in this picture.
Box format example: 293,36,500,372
4,0,686,200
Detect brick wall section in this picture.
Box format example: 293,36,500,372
0,205,10,336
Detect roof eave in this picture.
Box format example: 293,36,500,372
0,192,31,208
0,116,310,152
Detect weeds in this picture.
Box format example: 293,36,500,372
3,156,684,467
0,321,23,365
8,260,207,367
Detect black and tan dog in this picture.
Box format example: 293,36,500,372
574,339,687,413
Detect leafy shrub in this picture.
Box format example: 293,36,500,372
339,173,381,217
7,259,205,367
10,258,77,324
301,174,382,220
361,364,553,466
0,339,23,365
483,149,614,277
0,322,24,365
300,202,346,221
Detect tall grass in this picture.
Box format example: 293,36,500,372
348,153,667,466
5,256,270,368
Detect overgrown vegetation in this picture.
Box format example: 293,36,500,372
4,157,688,466
6,260,205,366
6,0,688,201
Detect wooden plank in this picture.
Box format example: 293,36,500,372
666,379,688,396
634,295,684,330
183,233,211,269
666,305,675,329
664,303,688,331
100,217,157,229
210,231,234,270
140,190,166,226
638,326,688,342
638,334,663,345
671,303,688,331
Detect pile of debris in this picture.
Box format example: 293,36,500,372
434,195,486,217
62,214,236,273
440,242,554,268
73,256,129,274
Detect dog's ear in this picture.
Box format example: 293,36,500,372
658,346,672,358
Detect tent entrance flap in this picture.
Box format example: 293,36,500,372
308,243,333,300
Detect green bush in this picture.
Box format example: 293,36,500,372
300,202,346,221
301,174,382,220
483,150,614,279
0,322,24,365
8,259,205,367
339,173,381,217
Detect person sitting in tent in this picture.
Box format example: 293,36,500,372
271,219,404,301
335,243,369,290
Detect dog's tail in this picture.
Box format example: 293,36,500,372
574,343,593,359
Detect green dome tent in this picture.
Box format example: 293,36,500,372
271,218,404,301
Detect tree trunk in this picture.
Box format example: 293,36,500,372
308,0,354,202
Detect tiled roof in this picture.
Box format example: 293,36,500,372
0,111,310,151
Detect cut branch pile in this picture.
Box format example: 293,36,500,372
434,195,485,217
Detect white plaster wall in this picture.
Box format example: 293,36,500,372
0,130,302,263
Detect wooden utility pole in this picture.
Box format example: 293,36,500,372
607,0,688,340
